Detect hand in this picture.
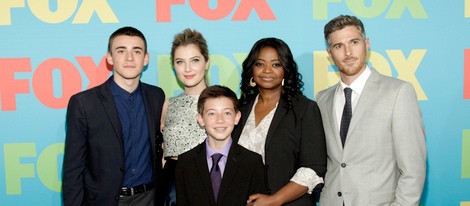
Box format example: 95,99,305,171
246,193,280,206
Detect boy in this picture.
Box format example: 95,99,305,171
175,85,267,206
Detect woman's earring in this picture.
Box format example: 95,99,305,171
282,79,285,86
249,77,257,87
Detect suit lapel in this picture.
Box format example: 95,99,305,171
97,79,123,144
141,83,157,155
265,98,287,150
344,69,381,147
193,144,217,205
325,85,344,151
217,143,240,203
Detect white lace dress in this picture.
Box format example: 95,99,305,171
163,93,206,157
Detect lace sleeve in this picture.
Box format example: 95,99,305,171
290,167,324,194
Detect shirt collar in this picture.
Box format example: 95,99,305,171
205,138,232,158
108,76,142,97
339,65,371,95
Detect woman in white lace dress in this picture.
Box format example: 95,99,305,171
160,28,209,206
232,38,327,206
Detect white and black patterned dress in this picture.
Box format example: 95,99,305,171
163,93,206,158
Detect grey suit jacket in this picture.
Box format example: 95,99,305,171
316,68,426,206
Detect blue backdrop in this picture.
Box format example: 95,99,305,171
1,0,469,205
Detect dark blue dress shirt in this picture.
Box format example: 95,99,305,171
109,79,153,187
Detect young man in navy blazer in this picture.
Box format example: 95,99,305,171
175,85,267,206
62,26,166,206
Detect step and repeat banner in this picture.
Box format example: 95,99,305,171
1,0,469,205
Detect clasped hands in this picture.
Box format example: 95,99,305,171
246,193,281,206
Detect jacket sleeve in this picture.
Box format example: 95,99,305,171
175,157,190,206
392,83,426,206
249,154,268,195
299,99,327,178
62,95,87,206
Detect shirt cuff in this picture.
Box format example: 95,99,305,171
290,167,324,194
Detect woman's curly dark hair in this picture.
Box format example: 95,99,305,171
239,37,304,109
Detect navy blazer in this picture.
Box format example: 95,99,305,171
176,141,267,206
232,94,327,206
62,77,166,206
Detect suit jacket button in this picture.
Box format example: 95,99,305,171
337,192,342,197
341,163,347,168
120,167,125,172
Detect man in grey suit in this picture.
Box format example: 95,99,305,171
316,15,426,206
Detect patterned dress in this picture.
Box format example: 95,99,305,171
163,93,207,157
